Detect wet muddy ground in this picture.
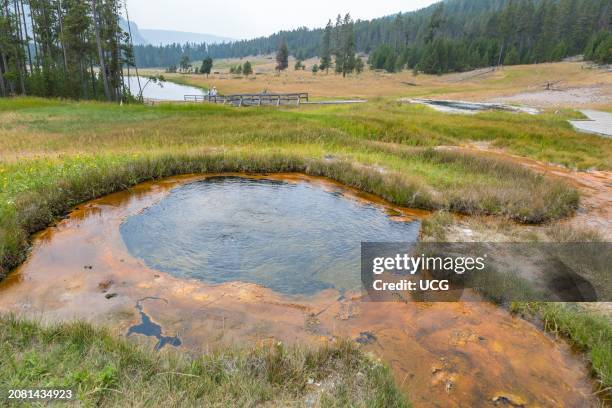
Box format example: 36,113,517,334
0,174,598,407
570,110,612,138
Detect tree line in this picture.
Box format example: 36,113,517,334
368,0,611,74
133,0,610,74
0,0,138,101
134,42,208,70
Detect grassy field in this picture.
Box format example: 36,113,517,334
141,60,612,109
0,316,407,407
5,96,610,277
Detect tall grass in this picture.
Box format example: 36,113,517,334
511,302,612,395
0,315,409,407
0,150,578,278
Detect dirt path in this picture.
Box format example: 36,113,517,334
442,143,612,238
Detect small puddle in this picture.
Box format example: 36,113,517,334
407,98,539,115
0,173,599,407
127,297,182,350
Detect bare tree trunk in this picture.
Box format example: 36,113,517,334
124,1,142,98
80,59,87,98
1,51,14,94
18,61,26,94
92,0,111,101
3,1,24,94
110,1,121,101
37,0,52,65
0,51,6,96
57,0,68,72
12,0,26,74
89,61,97,98
0,5,6,95
12,0,27,93
29,1,40,71
19,0,33,72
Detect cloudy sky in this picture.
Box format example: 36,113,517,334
127,0,440,40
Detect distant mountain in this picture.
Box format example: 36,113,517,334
119,18,148,45
139,29,233,46
119,17,233,46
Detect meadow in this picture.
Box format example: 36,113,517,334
5,96,610,278
143,59,612,110
1,62,611,405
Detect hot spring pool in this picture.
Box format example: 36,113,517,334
120,176,421,295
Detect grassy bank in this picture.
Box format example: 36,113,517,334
0,316,408,407
511,302,612,393
1,97,594,277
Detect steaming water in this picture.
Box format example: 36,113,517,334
120,177,420,296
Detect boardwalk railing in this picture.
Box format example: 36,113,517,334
184,93,309,106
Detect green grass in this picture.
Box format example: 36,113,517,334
511,302,612,394
0,97,590,277
0,315,408,407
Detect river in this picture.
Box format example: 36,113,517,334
124,76,207,101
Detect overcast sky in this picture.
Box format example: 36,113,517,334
126,0,440,40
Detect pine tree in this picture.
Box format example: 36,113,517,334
334,13,357,77
276,40,288,71
426,4,445,44
179,54,190,71
242,60,252,76
319,19,332,73
200,56,213,77
354,56,364,74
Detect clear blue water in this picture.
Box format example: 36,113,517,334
120,177,420,296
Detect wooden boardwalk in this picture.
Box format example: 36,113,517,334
184,93,309,106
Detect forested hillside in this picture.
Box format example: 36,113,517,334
134,0,611,73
